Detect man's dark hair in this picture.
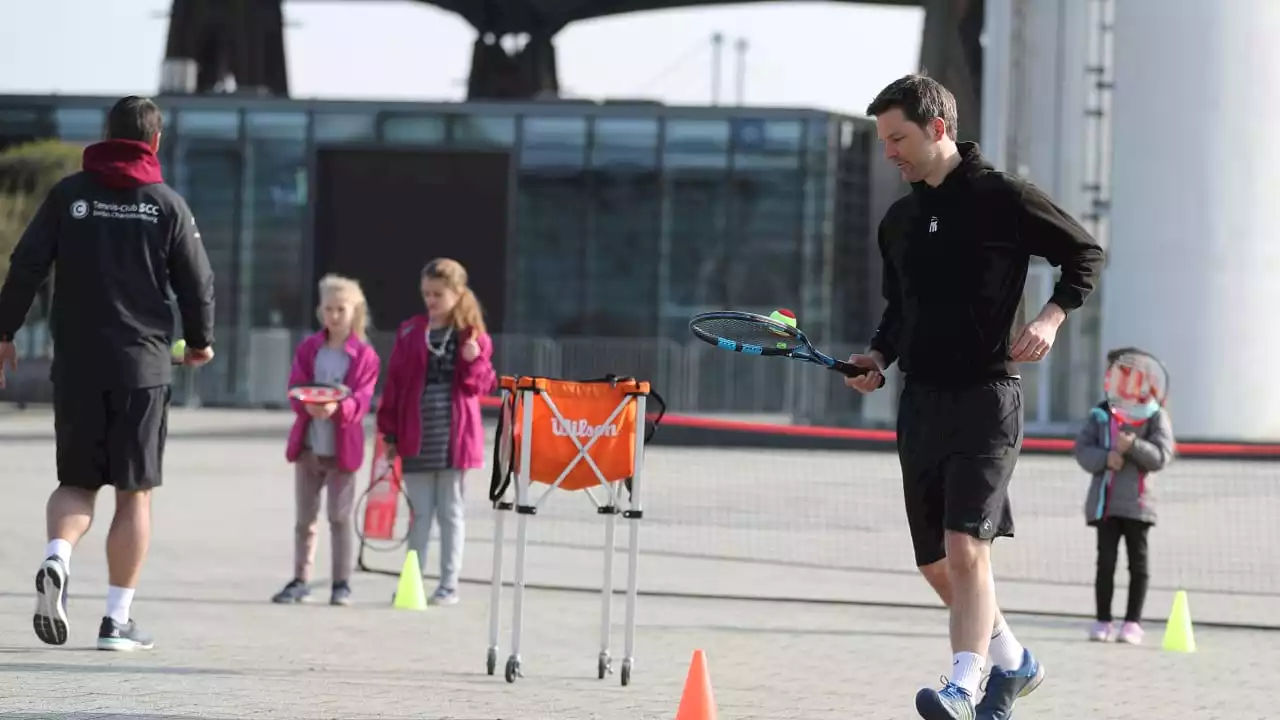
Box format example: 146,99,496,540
866,74,959,140
105,96,164,144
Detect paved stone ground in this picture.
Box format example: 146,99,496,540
3,407,1276,627
0,408,1276,718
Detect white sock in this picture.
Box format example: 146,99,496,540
989,619,1026,672
106,586,135,625
950,652,985,695
45,539,72,571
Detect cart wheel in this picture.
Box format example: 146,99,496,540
486,648,497,676
620,658,632,687
597,652,612,679
504,656,522,684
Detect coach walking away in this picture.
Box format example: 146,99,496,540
0,96,215,651
845,75,1104,720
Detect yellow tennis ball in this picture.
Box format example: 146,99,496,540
171,339,186,360
768,309,797,337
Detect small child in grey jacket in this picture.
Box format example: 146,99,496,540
1074,355,1176,645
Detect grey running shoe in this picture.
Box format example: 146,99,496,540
33,556,69,646
330,581,352,606
97,617,155,651
272,579,312,604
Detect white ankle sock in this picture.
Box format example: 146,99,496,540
45,539,72,571
989,619,1026,671
950,652,985,695
106,586,134,625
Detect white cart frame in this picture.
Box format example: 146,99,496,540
485,375,651,686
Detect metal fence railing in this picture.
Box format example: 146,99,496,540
6,323,1280,628
3,325,891,426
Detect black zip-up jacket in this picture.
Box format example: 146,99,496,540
0,139,215,389
869,142,1104,386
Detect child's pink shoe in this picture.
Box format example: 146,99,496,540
1088,621,1114,642
1117,621,1144,645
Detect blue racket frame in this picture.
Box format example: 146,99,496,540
688,310,885,386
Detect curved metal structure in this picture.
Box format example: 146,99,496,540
161,0,984,134
161,0,289,96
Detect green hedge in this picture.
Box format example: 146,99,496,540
0,140,83,282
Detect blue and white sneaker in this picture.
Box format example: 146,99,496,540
97,617,155,652
33,556,70,646
976,649,1046,719
916,678,977,720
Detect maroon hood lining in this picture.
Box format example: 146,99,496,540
81,139,164,189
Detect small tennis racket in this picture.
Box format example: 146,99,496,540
1103,348,1169,425
288,382,351,404
689,310,886,387
355,436,416,573
354,459,415,553
1093,348,1169,517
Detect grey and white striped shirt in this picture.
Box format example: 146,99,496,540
400,327,457,473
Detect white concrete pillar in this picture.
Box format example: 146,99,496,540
1106,0,1280,440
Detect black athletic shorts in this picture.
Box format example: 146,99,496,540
896,376,1023,567
53,384,171,492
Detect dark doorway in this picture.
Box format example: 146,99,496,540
311,146,511,337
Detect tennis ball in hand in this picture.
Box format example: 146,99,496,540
171,339,186,361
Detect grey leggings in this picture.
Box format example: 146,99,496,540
403,470,467,590
294,452,356,584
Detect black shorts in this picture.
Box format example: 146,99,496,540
896,376,1023,567
53,384,171,492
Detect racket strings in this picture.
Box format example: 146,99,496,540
354,474,415,551
1104,353,1168,417
693,316,804,350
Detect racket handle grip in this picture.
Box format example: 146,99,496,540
831,360,887,388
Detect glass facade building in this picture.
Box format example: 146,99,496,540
0,94,1093,433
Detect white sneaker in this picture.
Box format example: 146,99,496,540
33,556,70,646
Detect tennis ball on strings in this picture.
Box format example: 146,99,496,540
171,339,186,361
768,309,797,346
762,307,793,333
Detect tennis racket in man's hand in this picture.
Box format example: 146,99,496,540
688,310,885,388
843,352,886,394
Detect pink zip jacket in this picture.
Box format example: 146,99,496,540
285,330,382,473
375,314,497,469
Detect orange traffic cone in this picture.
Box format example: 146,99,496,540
675,650,717,720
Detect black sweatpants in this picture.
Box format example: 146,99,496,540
1094,516,1152,623
897,376,1024,567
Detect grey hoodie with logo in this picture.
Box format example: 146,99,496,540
1074,401,1176,526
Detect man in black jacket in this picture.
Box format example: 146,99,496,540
0,96,215,652
846,75,1104,720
